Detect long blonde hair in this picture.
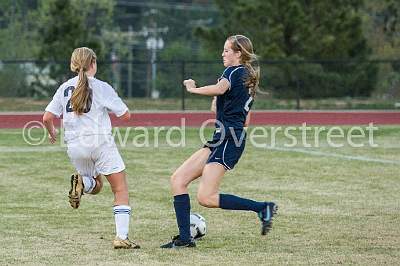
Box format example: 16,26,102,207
70,47,96,115
227,35,260,98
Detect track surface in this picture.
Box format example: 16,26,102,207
0,111,399,128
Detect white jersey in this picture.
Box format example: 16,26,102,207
45,76,128,143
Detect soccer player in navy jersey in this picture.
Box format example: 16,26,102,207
161,35,278,248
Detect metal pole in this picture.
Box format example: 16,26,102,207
181,61,185,111
151,47,156,98
296,81,301,110
127,26,133,98
295,63,301,110
146,51,151,98
12,1,16,58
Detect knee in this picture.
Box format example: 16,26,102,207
170,173,187,190
105,172,129,205
197,192,214,208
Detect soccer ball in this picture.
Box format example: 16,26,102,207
190,213,206,239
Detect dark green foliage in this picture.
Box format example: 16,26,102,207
0,0,398,100
196,0,378,98
38,0,111,61
34,0,114,96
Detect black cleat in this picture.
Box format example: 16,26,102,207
258,202,278,235
160,235,196,249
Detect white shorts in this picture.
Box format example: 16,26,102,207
66,135,125,177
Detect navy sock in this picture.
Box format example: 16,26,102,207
219,193,266,212
173,194,191,242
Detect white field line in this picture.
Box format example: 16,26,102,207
0,144,198,153
1,145,399,165
0,146,66,153
264,146,400,165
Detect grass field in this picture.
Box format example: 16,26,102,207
0,97,398,111
0,126,399,265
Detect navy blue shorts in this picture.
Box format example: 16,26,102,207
204,137,246,170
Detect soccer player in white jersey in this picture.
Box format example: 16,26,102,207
42,47,140,249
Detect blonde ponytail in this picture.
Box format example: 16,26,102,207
70,68,91,115
69,47,96,115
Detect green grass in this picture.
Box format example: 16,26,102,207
0,126,399,265
0,97,398,111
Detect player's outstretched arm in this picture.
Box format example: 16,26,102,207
184,78,230,96
42,111,57,144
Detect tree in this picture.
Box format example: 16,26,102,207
362,0,400,98
195,0,377,99
197,0,369,60
113,1,219,98
363,0,400,57
33,0,114,96
37,0,114,61
0,0,40,96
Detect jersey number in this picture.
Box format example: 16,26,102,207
64,86,92,113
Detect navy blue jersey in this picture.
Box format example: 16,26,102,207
214,65,253,139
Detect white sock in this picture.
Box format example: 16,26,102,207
82,176,96,193
113,205,131,240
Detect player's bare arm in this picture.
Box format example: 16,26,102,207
244,112,251,127
42,111,57,144
184,78,230,96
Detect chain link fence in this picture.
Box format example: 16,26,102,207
1,59,399,110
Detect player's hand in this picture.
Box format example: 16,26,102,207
183,79,196,92
48,128,58,144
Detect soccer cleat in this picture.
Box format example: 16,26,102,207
160,235,196,249
68,174,84,209
258,202,278,235
113,237,141,249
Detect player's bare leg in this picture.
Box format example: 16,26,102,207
170,147,211,196
106,171,140,249
196,162,226,208
106,171,129,205
200,163,277,236
161,148,210,248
